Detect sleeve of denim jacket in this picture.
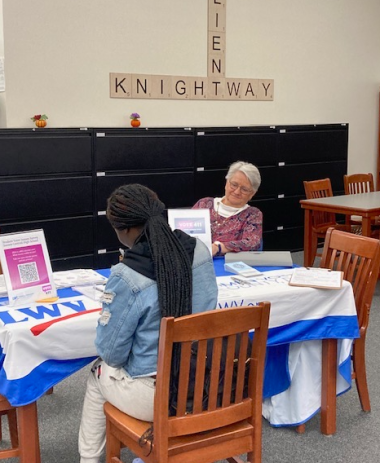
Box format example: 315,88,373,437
95,272,139,368
191,240,218,313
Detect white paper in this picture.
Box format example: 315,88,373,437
72,284,106,301
53,269,107,289
289,267,343,289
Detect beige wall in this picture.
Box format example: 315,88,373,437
0,0,6,127
2,0,380,176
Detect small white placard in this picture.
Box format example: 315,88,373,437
167,208,212,256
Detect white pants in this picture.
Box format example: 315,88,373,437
78,359,155,463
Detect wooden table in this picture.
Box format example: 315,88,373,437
300,191,380,267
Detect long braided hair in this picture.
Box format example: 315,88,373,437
106,183,193,319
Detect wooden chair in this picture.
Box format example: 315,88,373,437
343,173,380,235
321,227,380,411
296,227,380,434
303,178,350,265
104,302,271,463
0,396,19,459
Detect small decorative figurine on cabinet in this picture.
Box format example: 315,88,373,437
130,112,141,128
31,114,48,128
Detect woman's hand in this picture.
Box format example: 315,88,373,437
212,241,228,256
212,242,219,256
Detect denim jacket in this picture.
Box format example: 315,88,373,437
95,239,218,378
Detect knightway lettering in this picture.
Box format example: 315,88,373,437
109,0,274,102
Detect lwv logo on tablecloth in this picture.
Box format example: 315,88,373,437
109,0,274,101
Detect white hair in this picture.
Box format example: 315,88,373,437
225,161,261,192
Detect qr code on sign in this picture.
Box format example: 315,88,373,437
18,262,40,284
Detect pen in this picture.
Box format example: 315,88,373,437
231,277,252,286
36,297,59,303
94,285,105,293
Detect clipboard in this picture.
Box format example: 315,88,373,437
288,267,343,289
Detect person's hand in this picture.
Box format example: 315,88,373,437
212,241,228,256
212,242,219,256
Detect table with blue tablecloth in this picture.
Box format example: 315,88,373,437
0,259,358,434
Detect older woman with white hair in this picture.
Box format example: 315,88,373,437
193,161,262,257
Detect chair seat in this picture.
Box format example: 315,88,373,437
105,402,151,442
104,402,254,463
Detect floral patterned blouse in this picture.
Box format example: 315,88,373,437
192,197,263,252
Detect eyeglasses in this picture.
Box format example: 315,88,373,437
228,180,253,195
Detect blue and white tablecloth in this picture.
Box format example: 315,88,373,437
0,265,359,427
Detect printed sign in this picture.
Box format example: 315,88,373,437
168,209,212,255
0,229,57,306
174,217,206,234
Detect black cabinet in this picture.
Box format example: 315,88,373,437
93,128,195,268
0,129,94,270
273,124,348,249
0,124,348,269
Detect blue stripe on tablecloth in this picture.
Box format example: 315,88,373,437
0,356,96,407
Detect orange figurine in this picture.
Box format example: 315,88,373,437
31,114,48,128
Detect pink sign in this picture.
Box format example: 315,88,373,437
4,244,50,290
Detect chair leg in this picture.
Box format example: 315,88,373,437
246,449,260,463
0,410,19,447
296,424,306,434
106,421,122,463
311,233,318,266
7,409,19,448
352,337,371,412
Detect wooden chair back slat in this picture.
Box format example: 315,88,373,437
234,332,250,403
192,339,207,414
208,337,222,411
176,342,191,416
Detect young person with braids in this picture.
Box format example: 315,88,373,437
78,184,218,463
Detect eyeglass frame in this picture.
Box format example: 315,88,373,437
228,179,254,195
